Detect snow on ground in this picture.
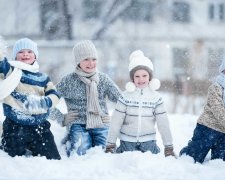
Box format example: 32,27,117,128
0,105,225,179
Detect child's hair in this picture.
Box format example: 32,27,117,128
130,65,153,82
13,38,38,60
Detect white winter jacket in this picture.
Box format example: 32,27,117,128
107,86,173,146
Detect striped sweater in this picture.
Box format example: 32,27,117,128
0,58,60,125
107,87,173,146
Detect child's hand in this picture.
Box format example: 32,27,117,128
164,146,177,158
105,144,116,153
63,110,79,126
101,115,110,123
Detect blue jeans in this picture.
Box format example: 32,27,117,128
116,140,160,154
180,123,225,163
66,124,108,156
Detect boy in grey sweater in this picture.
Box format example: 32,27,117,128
50,40,121,156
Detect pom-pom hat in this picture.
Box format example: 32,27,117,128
126,50,160,92
129,50,153,72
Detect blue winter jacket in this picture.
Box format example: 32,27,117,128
0,58,60,125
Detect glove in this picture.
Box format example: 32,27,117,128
105,144,116,153
63,110,79,126
101,115,110,123
164,146,176,158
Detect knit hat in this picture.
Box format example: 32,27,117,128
126,50,160,92
13,38,38,60
73,40,98,65
129,50,154,80
219,58,225,73
129,50,153,72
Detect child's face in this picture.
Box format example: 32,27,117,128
133,69,150,89
79,58,97,73
16,49,36,64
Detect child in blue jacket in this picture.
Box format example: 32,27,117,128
0,38,61,160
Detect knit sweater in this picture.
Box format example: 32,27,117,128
0,58,60,125
107,87,173,146
50,72,121,127
198,82,225,133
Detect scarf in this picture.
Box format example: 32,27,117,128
216,73,225,105
75,66,104,129
0,61,39,101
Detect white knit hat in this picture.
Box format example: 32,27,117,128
129,50,153,72
126,50,160,92
73,40,98,65
13,38,38,60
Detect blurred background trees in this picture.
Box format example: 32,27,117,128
1,0,225,114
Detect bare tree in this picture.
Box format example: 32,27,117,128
92,0,134,40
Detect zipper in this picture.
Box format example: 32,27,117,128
136,89,143,142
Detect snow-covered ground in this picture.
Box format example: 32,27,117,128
0,104,225,180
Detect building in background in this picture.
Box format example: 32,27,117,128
0,0,225,113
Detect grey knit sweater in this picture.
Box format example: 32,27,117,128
107,87,173,147
50,72,121,127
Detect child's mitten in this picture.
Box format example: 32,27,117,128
63,110,79,126
164,146,177,158
105,144,116,153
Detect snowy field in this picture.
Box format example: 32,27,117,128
0,105,225,180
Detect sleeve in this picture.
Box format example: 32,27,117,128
106,98,127,144
16,76,60,114
104,74,121,103
207,84,225,128
48,77,68,124
49,107,65,125
44,77,60,108
154,98,173,146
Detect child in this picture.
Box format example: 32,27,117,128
50,40,121,156
180,59,225,163
105,50,175,157
0,38,61,160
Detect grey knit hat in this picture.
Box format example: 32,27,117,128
73,40,98,64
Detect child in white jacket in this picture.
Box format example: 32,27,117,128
106,50,175,157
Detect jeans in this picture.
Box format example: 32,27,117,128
180,123,225,163
116,140,160,154
66,124,108,156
